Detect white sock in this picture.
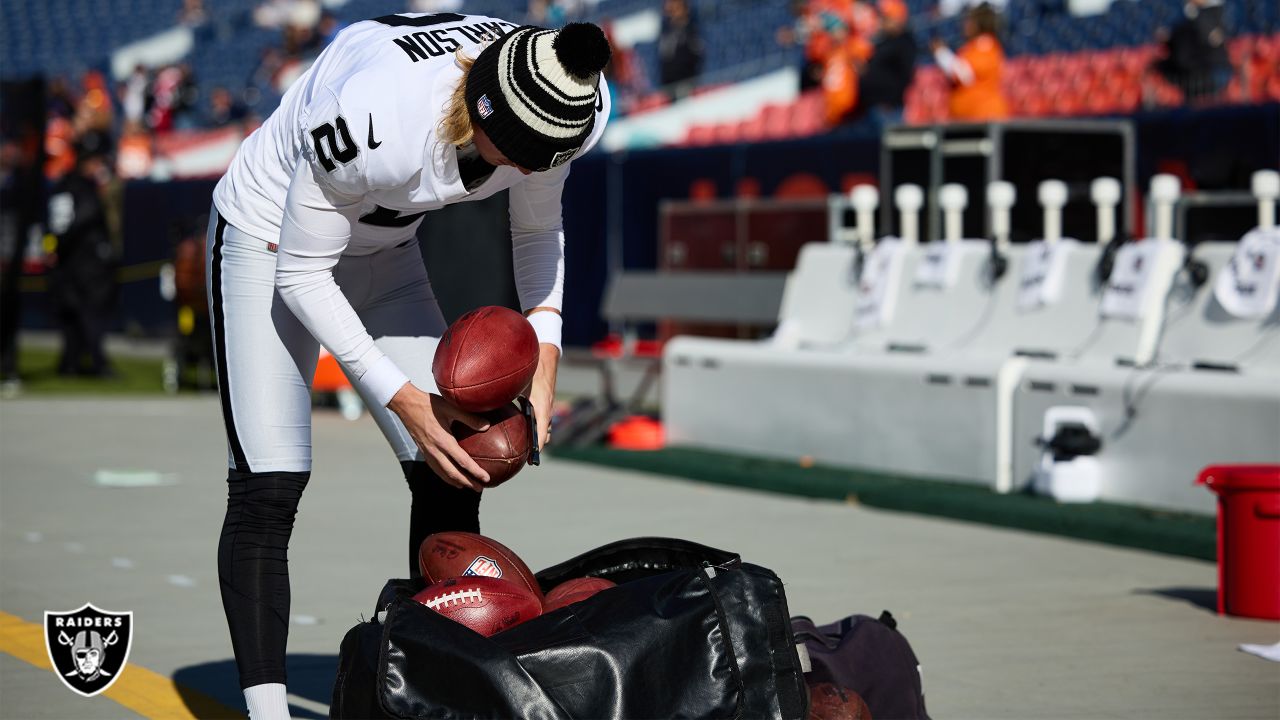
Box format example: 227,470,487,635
243,682,290,720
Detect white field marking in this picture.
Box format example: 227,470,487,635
292,614,319,626
287,693,330,716
23,532,43,543
111,557,136,569
93,470,180,487
421,588,483,610
63,542,85,553
167,574,196,588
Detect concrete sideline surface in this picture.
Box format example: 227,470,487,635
1,396,1276,719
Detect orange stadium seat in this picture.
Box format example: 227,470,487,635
790,91,826,137
760,103,791,140
739,116,766,143
682,124,715,146
713,121,741,145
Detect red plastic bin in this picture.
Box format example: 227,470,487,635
1196,464,1280,620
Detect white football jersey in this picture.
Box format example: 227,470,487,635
213,11,610,248
211,12,611,407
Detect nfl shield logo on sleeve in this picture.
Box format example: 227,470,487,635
44,603,134,697
463,555,503,579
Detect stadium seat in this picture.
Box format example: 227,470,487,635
713,121,742,145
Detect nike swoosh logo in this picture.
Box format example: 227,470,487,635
367,113,382,149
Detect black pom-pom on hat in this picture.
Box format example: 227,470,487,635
553,22,612,79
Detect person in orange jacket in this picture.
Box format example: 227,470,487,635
931,3,1008,121
821,13,873,125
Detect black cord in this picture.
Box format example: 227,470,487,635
1109,361,1179,441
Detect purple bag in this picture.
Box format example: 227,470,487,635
793,612,930,720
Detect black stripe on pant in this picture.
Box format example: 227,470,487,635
210,213,251,472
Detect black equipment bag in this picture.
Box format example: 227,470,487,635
332,537,808,719
792,612,930,720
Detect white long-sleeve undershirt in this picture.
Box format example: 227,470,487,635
274,161,568,408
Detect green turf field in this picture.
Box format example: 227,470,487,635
6,347,166,395
552,445,1217,561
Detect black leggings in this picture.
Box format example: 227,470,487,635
217,462,480,688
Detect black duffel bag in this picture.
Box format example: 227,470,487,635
331,537,808,719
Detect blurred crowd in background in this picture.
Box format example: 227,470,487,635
37,0,1241,186
1,0,1252,384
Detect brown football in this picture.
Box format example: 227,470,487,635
807,682,872,720
417,532,544,602
432,306,539,412
412,577,542,637
453,403,531,487
543,577,617,612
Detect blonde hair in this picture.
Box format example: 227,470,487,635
438,52,476,147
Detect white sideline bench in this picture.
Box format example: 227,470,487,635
1010,237,1280,514
557,270,787,447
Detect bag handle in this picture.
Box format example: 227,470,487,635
698,562,746,717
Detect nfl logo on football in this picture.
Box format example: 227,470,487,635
44,603,134,698
463,555,503,579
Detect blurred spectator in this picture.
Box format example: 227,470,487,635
254,0,320,31
45,114,77,181
1153,0,1230,101
602,23,650,116
148,64,200,132
658,0,705,98
284,23,321,59
931,3,1008,121
857,0,917,128
0,100,45,387
526,0,580,27
46,135,118,378
937,0,1007,16
120,64,150,127
46,78,75,119
819,15,868,125
317,11,343,47
249,46,287,100
178,0,208,27
782,1,877,94
115,121,154,180
848,0,880,40
74,71,114,136
207,87,249,128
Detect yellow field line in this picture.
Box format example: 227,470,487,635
0,610,242,719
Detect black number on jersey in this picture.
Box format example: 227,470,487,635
359,206,428,228
373,13,464,27
310,116,358,172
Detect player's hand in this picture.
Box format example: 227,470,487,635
388,383,491,490
526,343,560,452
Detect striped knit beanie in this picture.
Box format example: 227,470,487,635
465,22,611,172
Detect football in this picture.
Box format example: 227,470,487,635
417,532,544,602
432,306,539,413
453,402,532,486
806,682,872,720
412,577,542,637
543,576,617,612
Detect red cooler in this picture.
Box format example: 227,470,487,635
1197,464,1280,620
